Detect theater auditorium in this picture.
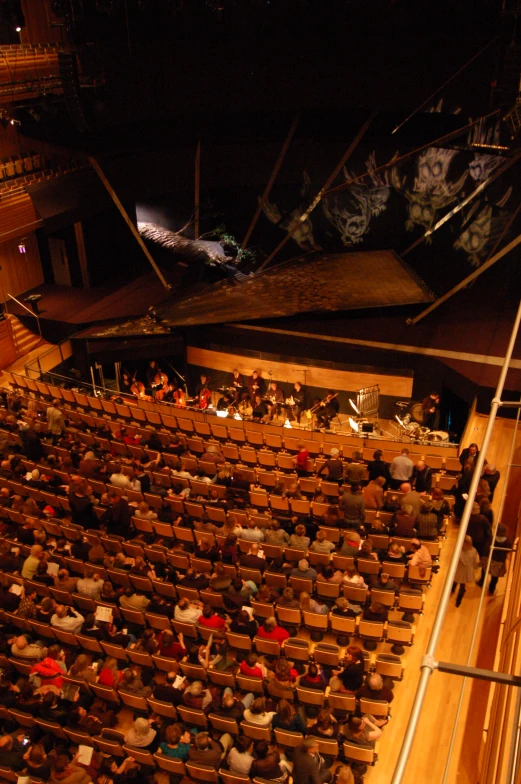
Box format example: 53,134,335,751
0,2,520,783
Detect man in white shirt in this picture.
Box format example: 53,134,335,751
238,520,264,543
389,448,414,489
110,464,132,490
408,539,433,568
174,597,203,624
51,605,84,633
76,568,103,600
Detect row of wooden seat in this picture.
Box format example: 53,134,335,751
5,370,459,463
0,702,378,777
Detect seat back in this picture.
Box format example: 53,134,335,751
207,713,239,734
296,687,326,706
273,728,303,748
177,706,208,727
359,697,390,718
302,610,328,631
236,675,265,694
240,721,272,741
358,619,385,640
342,740,376,765
226,632,252,652
185,763,219,784
328,692,356,713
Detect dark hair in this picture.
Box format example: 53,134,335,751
254,740,269,759
307,663,319,678
234,736,251,754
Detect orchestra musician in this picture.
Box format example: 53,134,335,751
161,381,177,403
247,370,265,399
195,373,212,410
230,369,244,401
217,392,233,411
422,391,440,430
316,390,340,429
121,370,133,395
146,360,160,394
252,393,269,422
238,392,253,419
285,380,305,423
266,380,284,420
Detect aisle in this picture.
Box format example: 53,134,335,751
367,522,503,784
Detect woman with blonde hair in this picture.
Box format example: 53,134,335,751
309,529,335,554
69,653,97,684
289,524,310,551
299,591,328,615
135,501,157,520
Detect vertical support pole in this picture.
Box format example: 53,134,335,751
194,141,201,240
74,221,90,288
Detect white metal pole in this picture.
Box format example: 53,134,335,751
391,297,521,784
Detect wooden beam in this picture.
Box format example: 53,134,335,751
241,112,300,250
74,221,90,289
257,110,377,272
194,141,201,240
89,156,171,292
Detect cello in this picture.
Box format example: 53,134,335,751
153,371,169,401
198,387,212,410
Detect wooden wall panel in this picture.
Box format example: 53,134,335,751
187,346,413,398
0,317,17,369
20,1,62,45
0,233,43,302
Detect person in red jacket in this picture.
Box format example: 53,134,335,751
30,644,67,689
256,616,290,644
198,604,227,631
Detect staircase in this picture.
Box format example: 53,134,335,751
7,314,44,357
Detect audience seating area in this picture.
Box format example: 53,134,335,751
0,373,457,784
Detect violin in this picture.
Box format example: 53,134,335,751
198,388,212,410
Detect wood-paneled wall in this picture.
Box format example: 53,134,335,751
0,317,17,369
0,234,43,302
20,0,62,46
187,346,413,398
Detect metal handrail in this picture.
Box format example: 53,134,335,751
6,292,42,338
391,296,521,784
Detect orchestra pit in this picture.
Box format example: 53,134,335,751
0,2,521,783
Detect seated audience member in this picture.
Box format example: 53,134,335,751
309,707,340,739
243,696,277,727
299,662,327,690
257,616,290,643
356,672,394,703
158,724,191,759
416,501,440,540
188,731,223,767
362,601,388,622
231,609,258,637
250,740,289,781
51,604,84,633
227,736,254,777
289,524,310,551
293,738,332,784
290,558,317,581
198,603,227,631
125,716,159,751
310,529,336,554
408,539,433,569
271,698,306,733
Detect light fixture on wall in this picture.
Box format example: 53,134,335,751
18,239,26,254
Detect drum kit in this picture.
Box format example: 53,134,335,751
393,400,449,444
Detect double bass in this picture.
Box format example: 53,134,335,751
153,371,169,401
130,379,147,399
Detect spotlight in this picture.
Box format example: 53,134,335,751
15,26,21,32
18,240,26,254
349,417,359,432
349,398,360,415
